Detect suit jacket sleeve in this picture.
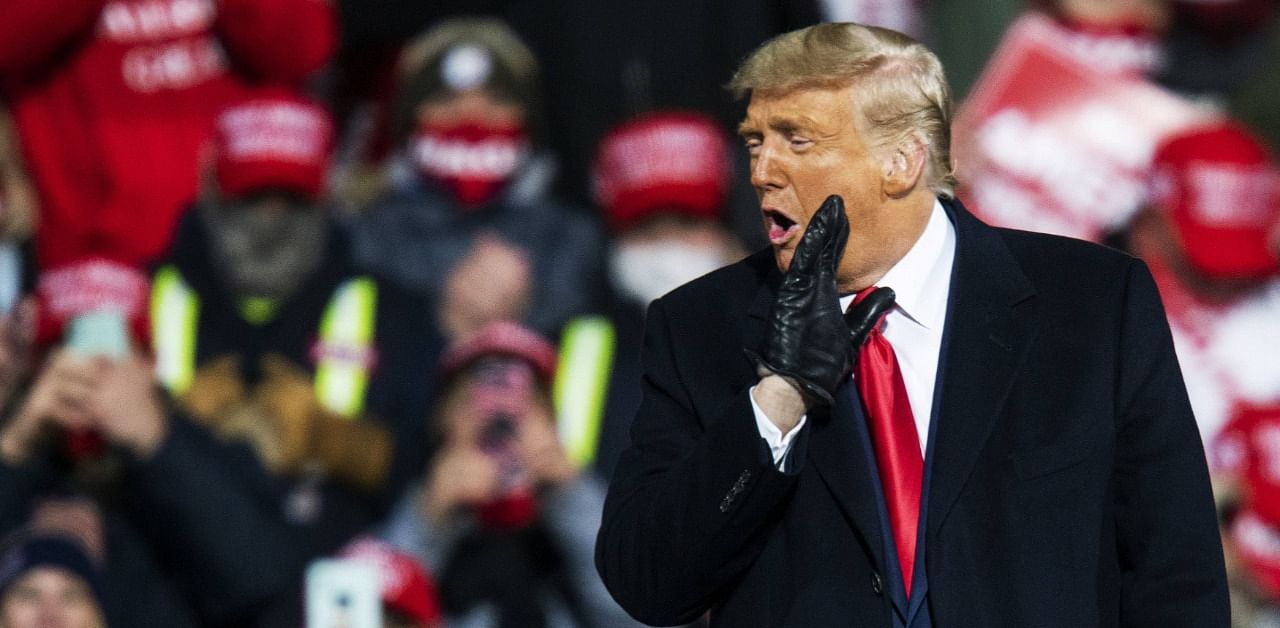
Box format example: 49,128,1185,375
1113,259,1229,625
595,296,805,626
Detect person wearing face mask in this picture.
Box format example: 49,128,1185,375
551,111,745,483
380,321,644,628
350,17,606,342
13,89,442,628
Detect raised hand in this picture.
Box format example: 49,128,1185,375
750,195,857,408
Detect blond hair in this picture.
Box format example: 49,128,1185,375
729,23,956,199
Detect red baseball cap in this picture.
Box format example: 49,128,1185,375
592,111,730,232
214,89,334,201
439,321,557,383
1151,121,1280,280
340,537,441,624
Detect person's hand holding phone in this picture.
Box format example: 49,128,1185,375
516,402,574,488
422,445,501,523
83,353,167,459
0,350,102,466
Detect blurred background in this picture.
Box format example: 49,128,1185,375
0,1,1278,627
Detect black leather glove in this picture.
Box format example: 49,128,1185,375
846,287,895,355
749,195,896,407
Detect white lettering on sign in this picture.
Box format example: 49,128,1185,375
1058,29,1162,76
122,35,226,93
976,108,1146,232
100,0,216,42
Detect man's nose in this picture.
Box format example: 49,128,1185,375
750,143,782,190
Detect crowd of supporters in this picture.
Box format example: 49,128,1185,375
0,1,1277,626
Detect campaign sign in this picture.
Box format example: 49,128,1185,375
953,13,1214,242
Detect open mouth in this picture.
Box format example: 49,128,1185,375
764,210,800,245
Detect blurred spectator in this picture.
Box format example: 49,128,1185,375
328,2,816,222
503,0,818,250
1113,118,1280,625
0,108,36,329
0,297,133,622
0,529,105,628
1212,404,1280,626
350,18,605,340
0,107,36,245
554,111,744,481
0,90,442,627
0,0,336,351
381,322,642,627
0,297,35,418
1122,120,1280,445
338,536,443,628
0,349,202,627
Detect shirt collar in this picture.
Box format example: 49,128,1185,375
839,198,956,330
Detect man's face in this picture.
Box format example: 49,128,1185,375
739,86,890,284
417,88,525,130
0,568,101,628
203,191,329,300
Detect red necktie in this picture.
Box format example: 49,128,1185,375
851,287,923,597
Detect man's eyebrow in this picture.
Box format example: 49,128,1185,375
737,113,824,138
772,115,823,135
738,116,822,137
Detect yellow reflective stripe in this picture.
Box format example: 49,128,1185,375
314,277,377,419
553,316,616,469
150,265,199,395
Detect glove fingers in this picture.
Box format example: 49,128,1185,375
790,195,844,276
820,195,849,275
845,287,895,347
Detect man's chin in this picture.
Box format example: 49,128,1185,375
773,247,794,274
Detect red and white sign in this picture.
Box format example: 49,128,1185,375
953,13,1215,242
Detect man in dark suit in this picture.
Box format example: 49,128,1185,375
595,22,1228,628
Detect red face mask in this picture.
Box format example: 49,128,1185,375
412,121,529,208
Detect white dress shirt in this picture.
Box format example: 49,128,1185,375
752,199,956,465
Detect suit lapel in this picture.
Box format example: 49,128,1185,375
926,201,1038,539
810,388,889,570
745,263,888,571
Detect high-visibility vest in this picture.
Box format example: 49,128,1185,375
150,265,379,419
553,315,616,469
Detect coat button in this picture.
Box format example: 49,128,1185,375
871,572,884,595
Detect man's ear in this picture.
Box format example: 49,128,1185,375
881,135,926,198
